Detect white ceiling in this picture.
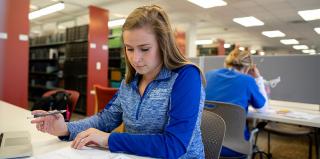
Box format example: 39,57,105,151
30,0,320,54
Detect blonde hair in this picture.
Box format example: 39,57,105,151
224,48,253,70
122,5,205,84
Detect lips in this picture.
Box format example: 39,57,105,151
134,65,145,68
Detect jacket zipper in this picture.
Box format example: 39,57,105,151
135,82,152,120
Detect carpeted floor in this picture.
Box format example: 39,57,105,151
255,130,316,159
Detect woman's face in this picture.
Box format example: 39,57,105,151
123,26,162,78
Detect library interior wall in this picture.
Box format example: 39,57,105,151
86,6,109,116
190,55,320,105
0,0,29,108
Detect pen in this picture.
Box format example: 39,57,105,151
27,110,66,119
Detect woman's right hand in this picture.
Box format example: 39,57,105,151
247,64,261,78
30,110,69,137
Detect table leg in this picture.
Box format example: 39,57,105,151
316,128,319,159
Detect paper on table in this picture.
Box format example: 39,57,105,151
282,111,318,120
28,146,135,159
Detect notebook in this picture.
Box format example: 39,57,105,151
0,131,32,159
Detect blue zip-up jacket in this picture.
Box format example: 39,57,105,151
64,65,205,159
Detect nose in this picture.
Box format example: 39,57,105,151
132,51,142,63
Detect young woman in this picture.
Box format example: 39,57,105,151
31,5,205,159
205,47,268,158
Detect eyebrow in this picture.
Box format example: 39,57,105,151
124,43,151,47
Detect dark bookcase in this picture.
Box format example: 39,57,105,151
28,6,109,116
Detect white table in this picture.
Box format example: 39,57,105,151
248,100,320,159
0,100,150,159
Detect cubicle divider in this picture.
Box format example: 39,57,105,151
190,55,320,105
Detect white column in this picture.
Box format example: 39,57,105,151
186,23,197,58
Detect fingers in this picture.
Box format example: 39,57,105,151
30,110,47,124
36,121,45,132
31,110,47,115
72,131,90,149
76,136,92,149
53,113,63,120
44,118,50,132
30,117,46,124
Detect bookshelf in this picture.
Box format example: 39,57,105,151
63,25,89,114
29,33,66,102
28,6,109,116
108,28,125,88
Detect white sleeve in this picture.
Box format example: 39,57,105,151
255,76,268,112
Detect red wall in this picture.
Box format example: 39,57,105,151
217,38,225,55
0,0,29,108
86,6,109,116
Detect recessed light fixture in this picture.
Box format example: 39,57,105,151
314,28,320,34
262,30,285,38
280,39,299,45
108,18,126,28
29,2,65,20
195,40,213,45
233,16,264,27
298,9,320,21
29,4,38,10
260,51,265,56
250,50,256,54
302,49,316,54
58,25,66,30
224,43,231,48
187,0,227,8
239,47,245,51
293,45,308,50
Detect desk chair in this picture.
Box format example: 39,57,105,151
205,100,266,159
93,84,124,132
43,89,80,121
201,109,226,159
261,122,315,159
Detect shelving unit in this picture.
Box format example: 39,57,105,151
63,25,89,114
28,6,109,116
28,33,66,102
108,28,125,88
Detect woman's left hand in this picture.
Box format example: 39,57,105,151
71,128,110,149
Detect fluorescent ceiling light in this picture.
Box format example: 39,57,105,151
262,30,285,38
302,49,316,54
187,0,227,8
239,47,245,51
29,2,65,20
293,45,308,50
250,50,256,54
298,9,320,21
58,25,66,30
233,16,264,27
29,5,38,10
224,43,231,48
108,18,126,28
314,28,320,34
260,51,265,56
280,39,299,45
195,40,213,45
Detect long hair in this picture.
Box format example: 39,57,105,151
224,48,253,70
121,5,205,84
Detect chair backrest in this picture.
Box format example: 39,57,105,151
205,100,251,155
93,84,118,113
201,110,226,159
43,89,80,120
